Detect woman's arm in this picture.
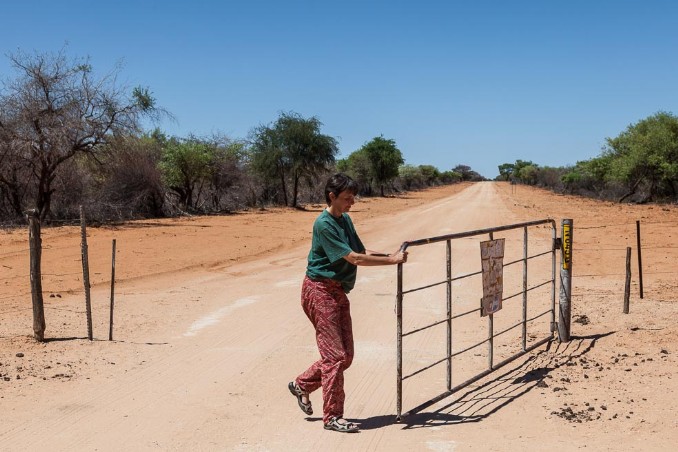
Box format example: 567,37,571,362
343,249,407,266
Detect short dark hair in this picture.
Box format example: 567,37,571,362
325,173,359,205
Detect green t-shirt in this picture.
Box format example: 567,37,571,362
306,210,365,293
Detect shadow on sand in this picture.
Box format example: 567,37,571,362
353,332,615,431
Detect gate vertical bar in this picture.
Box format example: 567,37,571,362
396,261,404,421
551,223,557,333
558,219,573,342
446,239,452,391
522,227,528,350
488,232,494,370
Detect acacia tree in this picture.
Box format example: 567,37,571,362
498,163,515,181
250,112,338,207
360,136,404,196
0,49,160,220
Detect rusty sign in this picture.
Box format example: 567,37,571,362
480,238,505,316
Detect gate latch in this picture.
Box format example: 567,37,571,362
553,237,562,251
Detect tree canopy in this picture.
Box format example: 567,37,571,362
249,112,338,207
0,49,159,220
360,136,404,196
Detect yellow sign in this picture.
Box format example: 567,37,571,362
562,223,572,270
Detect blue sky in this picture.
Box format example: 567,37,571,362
2,0,677,178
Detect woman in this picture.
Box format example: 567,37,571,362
288,173,407,433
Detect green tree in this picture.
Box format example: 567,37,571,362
452,164,484,181
337,148,373,195
249,112,337,207
517,164,539,185
439,170,462,184
418,165,441,185
249,124,287,205
360,136,404,196
498,163,515,181
398,164,424,190
277,113,338,208
605,111,678,202
159,137,216,211
0,49,160,220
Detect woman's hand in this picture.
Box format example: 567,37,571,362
389,250,408,264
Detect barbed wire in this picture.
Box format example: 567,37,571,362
577,220,677,230
576,245,678,251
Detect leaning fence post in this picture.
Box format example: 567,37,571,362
80,206,93,341
624,247,632,314
26,210,46,342
558,219,573,342
109,239,116,341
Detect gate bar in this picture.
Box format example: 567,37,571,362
522,226,528,350
399,219,555,251
446,239,452,392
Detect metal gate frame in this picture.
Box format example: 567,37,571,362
395,219,558,420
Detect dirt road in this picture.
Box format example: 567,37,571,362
1,182,675,451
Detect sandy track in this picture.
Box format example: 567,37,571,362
1,182,676,451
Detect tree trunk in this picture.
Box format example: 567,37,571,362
278,165,288,206
292,173,300,208
618,177,643,203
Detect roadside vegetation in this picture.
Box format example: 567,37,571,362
4,49,673,226
497,112,678,204
0,51,483,225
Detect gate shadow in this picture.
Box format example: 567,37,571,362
355,332,615,430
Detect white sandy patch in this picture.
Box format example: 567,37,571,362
274,279,300,288
182,296,259,337
426,440,457,451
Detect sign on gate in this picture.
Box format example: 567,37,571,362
480,238,505,316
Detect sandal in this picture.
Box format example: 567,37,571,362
288,381,313,415
324,416,359,433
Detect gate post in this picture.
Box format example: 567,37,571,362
396,260,404,421
558,219,573,342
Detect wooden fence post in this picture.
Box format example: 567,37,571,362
109,239,116,341
80,206,93,341
636,220,644,299
26,210,46,342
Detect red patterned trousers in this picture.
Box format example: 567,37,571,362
295,276,354,423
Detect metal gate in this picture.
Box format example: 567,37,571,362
395,219,558,420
